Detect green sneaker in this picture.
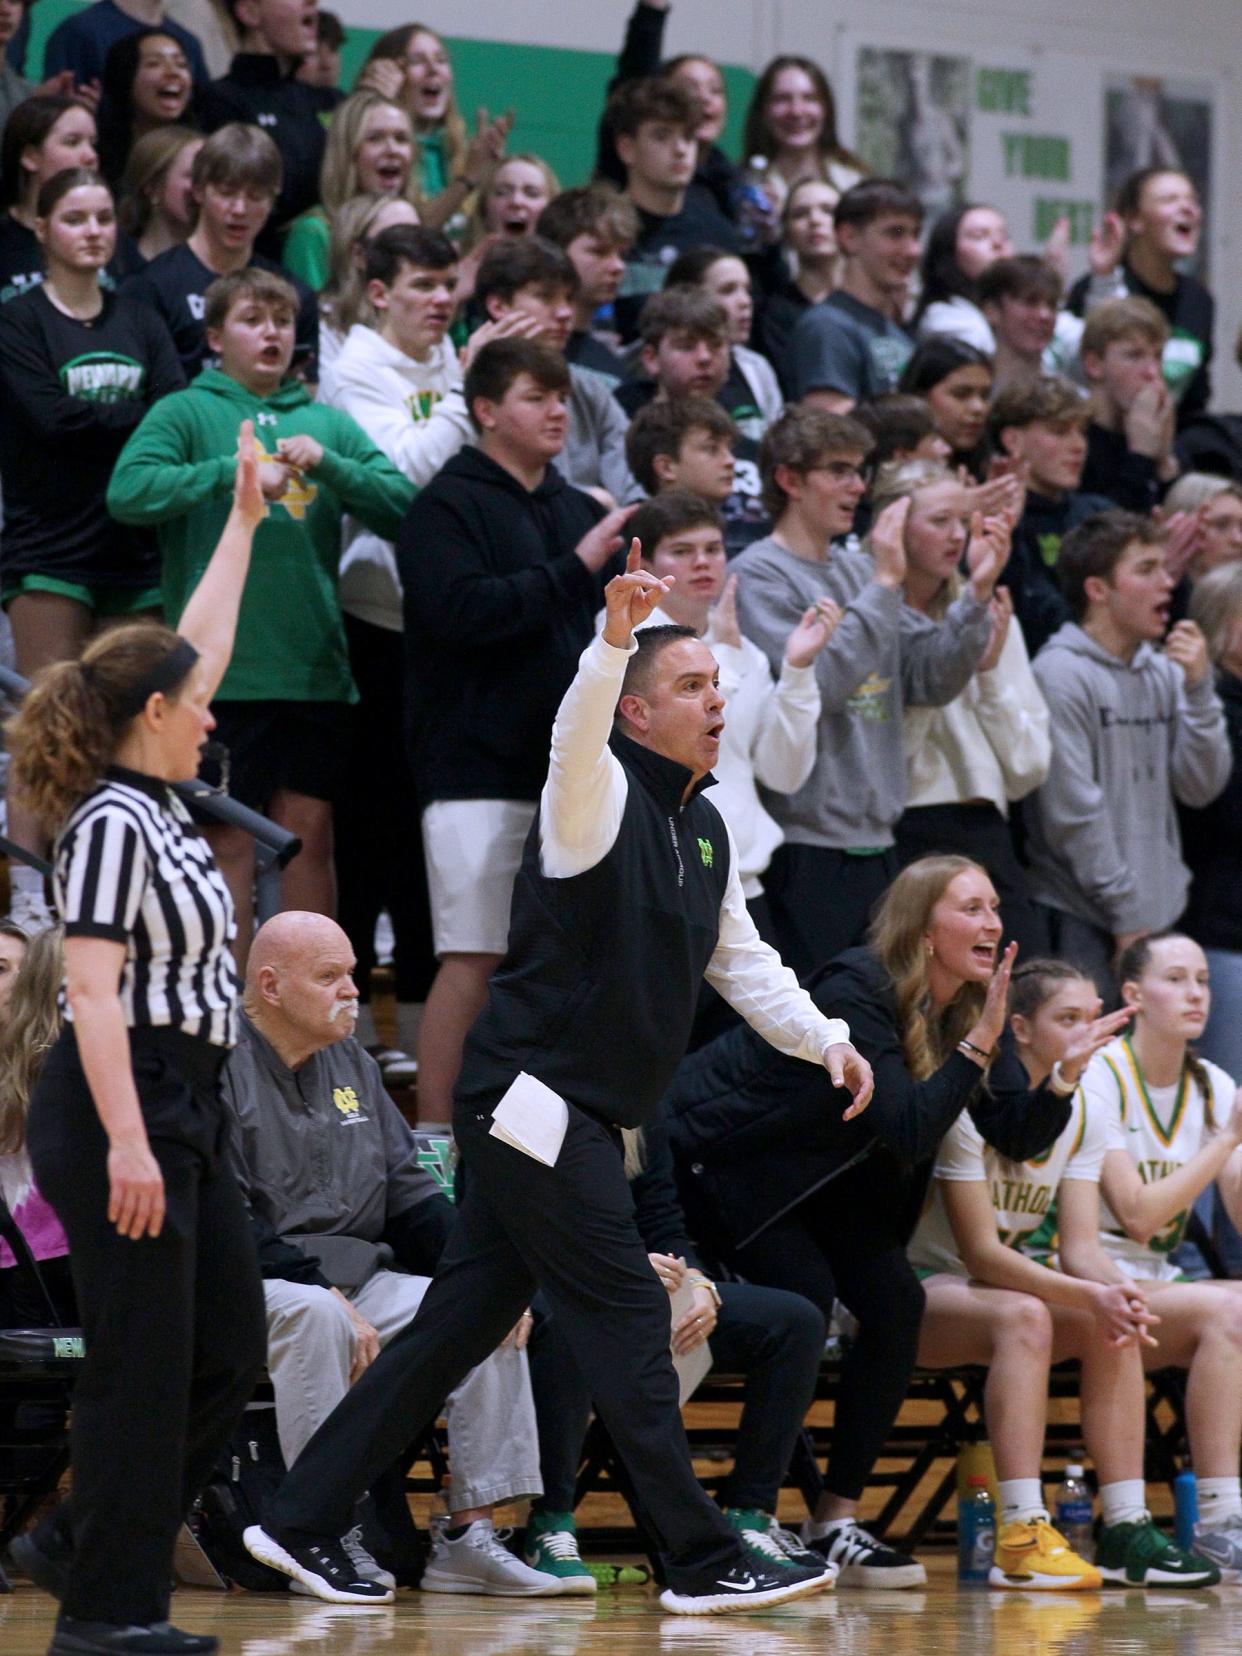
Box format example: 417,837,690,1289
725,1508,805,1573
523,1511,596,1595
1095,1515,1221,1588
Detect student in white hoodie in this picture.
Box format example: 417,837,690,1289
318,224,524,1065
627,490,834,934
883,459,1051,958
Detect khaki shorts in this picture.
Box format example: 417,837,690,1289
421,798,537,956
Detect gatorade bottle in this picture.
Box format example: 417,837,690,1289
1055,1463,1094,1560
958,1473,996,1583
1174,1462,1199,1551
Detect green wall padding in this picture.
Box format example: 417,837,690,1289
24,6,755,189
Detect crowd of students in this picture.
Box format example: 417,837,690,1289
2,0,1242,1615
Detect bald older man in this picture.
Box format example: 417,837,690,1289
220,912,564,1600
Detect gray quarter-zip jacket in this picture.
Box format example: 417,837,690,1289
221,1014,448,1292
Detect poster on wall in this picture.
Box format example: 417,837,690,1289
854,49,972,218
1104,76,1212,278
837,30,1216,286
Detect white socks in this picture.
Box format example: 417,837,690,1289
1099,1479,1147,1527
999,1478,1047,1524
802,1515,856,1541
1197,1475,1242,1525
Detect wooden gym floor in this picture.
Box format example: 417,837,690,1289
6,1558,1242,1656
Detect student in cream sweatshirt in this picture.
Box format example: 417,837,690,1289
881,459,1051,958
317,223,478,1058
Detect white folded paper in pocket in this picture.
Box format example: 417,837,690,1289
669,1281,714,1404
488,1071,570,1167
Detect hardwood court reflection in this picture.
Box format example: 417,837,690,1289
4,1564,1242,1656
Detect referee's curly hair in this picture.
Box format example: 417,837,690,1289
7,622,185,833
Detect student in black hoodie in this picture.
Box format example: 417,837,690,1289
987,376,1113,656
0,166,183,931
195,0,341,257
664,855,1074,1587
594,0,741,228
396,338,635,1130
1068,168,1213,423
1080,296,1178,512
124,121,317,380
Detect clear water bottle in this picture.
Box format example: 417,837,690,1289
1055,1463,1094,1559
958,1473,995,1583
735,155,775,244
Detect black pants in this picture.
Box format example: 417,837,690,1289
764,846,899,980
0,1252,76,1329
26,1027,267,1625
336,613,436,1003
731,1161,926,1503
268,1100,747,1587
893,802,1043,961
529,1278,825,1514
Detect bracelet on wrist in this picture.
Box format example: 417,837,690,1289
687,1275,722,1308
1048,1060,1079,1097
959,1037,991,1061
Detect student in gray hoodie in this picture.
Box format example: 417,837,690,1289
732,406,1000,974
1026,510,1231,995
474,236,642,505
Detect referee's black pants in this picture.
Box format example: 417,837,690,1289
27,1028,267,1625
268,1099,747,1587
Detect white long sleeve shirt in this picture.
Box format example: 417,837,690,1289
541,632,850,1064
319,322,472,631
902,614,1051,817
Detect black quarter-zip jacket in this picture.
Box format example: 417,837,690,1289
457,730,731,1129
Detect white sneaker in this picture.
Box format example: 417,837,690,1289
420,1517,565,1597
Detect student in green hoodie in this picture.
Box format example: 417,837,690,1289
107,266,413,959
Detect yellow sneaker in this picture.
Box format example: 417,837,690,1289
988,1518,1103,1591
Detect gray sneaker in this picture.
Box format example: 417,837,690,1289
1193,1510,1242,1583
421,1518,566,1597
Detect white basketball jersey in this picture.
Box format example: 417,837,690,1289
1085,1035,1235,1281
908,1092,1106,1279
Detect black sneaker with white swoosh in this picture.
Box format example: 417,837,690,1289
659,1556,833,1614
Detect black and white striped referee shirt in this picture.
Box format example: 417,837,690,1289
54,765,239,1047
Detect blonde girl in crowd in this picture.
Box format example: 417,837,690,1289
283,90,418,291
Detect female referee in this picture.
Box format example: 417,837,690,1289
6,421,267,1656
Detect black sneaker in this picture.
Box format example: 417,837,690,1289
48,1618,218,1655
659,1557,831,1614
802,1519,927,1588
8,1521,72,1601
242,1525,394,1603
